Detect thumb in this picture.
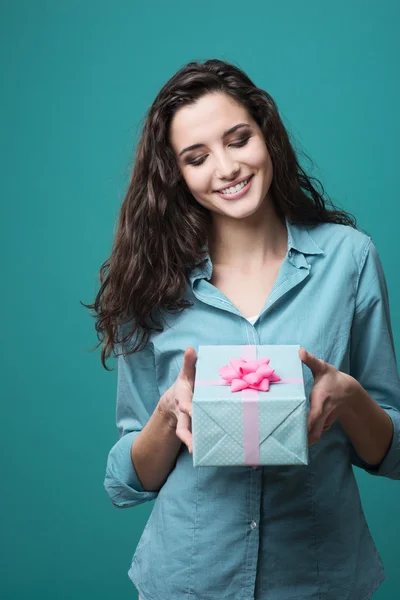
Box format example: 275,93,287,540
298,348,326,377
180,347,197,385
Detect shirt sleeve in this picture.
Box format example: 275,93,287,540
103,335,161,508
349,238,400,479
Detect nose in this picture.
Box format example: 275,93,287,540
214,151,240,182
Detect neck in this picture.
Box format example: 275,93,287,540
207,197,288,274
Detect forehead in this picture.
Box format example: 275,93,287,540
169,93,251,147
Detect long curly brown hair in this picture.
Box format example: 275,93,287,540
82,58,357,369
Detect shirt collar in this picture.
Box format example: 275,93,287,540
286,218,324,256
188,217,324,284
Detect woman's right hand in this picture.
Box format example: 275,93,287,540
159,347,197,454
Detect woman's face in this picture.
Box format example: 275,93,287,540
169,92,273,220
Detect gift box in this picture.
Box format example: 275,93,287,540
192,345,308,467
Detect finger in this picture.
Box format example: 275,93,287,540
299,348,326,378
307,399,324,432
175,410,193,453
307,396,331,434
322,406,341,432
322,413,336,431
175,385,194,418
309,417,326,442
308,409,324,445
308,404,333,445
179,347,197,387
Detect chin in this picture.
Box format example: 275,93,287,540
222,202,263,219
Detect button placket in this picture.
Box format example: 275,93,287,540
243,458,262,599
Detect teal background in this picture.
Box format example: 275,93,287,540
1,0,399,598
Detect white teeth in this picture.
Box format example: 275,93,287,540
219,177,250,195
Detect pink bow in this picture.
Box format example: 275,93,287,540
218,357,281,392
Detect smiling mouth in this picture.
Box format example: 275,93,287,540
215,175,253,195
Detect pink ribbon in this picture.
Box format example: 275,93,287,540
240,346,269,465
218,356,281,392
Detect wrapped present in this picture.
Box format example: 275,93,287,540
192,344,308,467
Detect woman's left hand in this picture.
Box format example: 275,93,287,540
298,348,359,446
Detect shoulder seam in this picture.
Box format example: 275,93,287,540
355,236,373,302
359,237,373,277
151,340,162,406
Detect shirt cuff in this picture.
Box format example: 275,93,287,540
353,408,400,479
104,431,159,508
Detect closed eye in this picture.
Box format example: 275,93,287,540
187,136,251,167
229,136,251,148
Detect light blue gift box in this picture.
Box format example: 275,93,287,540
192,344,309,467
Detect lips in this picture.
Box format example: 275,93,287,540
214,174,254,200
215,175,253,193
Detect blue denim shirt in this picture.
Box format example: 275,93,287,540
104,219,400,600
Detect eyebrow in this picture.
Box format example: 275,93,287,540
178,123,252,157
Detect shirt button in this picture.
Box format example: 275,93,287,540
250,520,257,530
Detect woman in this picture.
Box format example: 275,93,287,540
88,59,400,599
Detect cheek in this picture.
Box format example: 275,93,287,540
255,150,273,186
184,168,211,195
265,152,273,178
253,142,271,170
245,134,268,162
